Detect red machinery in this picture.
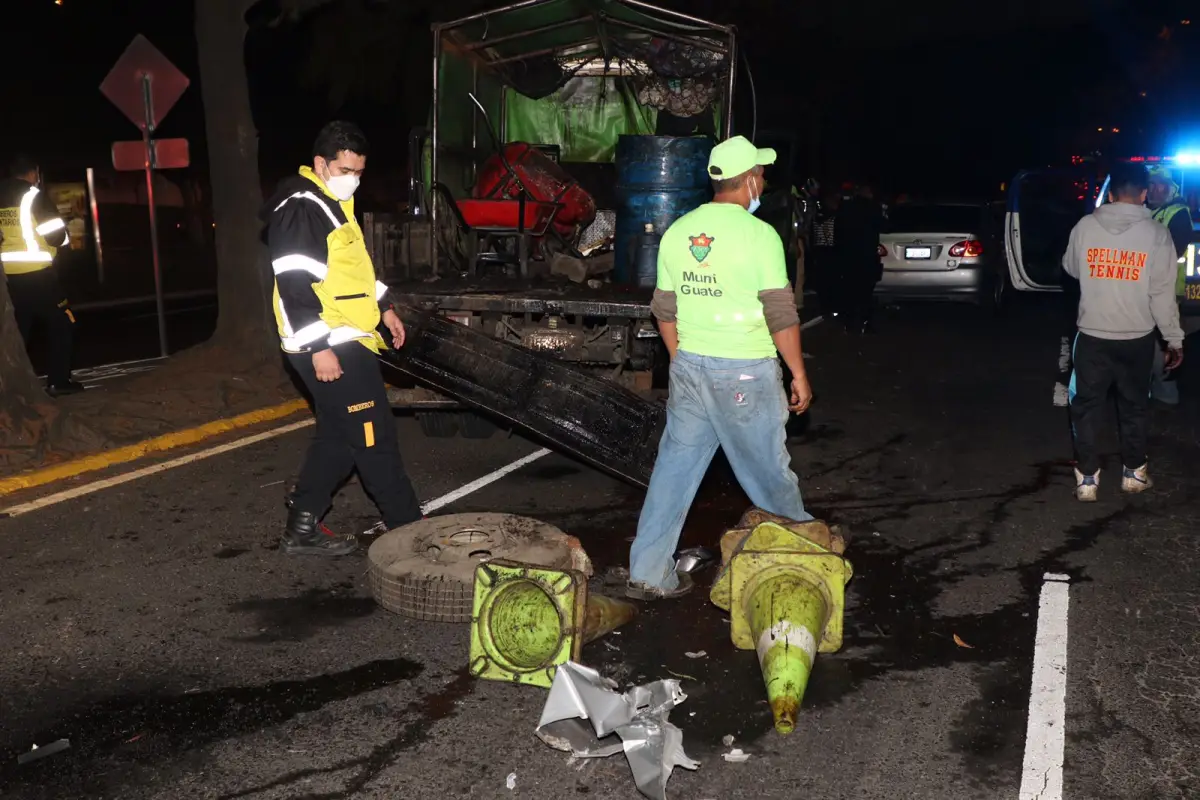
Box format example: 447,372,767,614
466,142,597,240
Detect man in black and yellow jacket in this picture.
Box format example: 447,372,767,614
263,121,422,557
0,154,83,396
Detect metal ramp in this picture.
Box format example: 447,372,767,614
379,305,664,488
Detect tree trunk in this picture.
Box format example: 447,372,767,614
194,0,277,361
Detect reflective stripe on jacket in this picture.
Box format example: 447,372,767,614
0,182,67,274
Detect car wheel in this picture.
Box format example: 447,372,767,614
987,270,1009,312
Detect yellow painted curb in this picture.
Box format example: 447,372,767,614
0,398,311,497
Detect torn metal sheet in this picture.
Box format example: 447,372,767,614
17,739,70,765
535,662,699,800
674,546,717,575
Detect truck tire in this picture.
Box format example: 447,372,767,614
365,513,589,623
417,412,460,438
458,412,498,439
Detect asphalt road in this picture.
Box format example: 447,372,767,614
2,300,1199,799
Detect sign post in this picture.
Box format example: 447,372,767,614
100,34,190,359
139,73,167,358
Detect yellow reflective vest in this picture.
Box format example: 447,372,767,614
0,181,66,274
264,167,389,354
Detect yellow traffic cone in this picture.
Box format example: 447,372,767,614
715,520,853,735
746,571,829,734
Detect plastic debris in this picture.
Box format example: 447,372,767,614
536,662,699,800
684,651,706,659
953,634,974,649
722,748,751,763
721,735,735,747
506,772,517,790
18,739,70,765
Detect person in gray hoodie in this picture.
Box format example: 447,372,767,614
1062,162,1184,502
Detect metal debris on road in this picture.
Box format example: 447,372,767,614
17,739,70,765
675,546,717,575
506,772,517,790
722,748,751,763
536,662,699,800
721,735,735,747
360,520,388,537
684,651,706,659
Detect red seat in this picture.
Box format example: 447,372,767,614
455,198,559,236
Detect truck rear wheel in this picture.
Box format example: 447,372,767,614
458,412,498,439
416,412,459,438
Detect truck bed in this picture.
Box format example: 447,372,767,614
385,276,653,318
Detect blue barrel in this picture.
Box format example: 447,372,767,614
615,135,714,287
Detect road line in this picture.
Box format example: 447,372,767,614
801,315,824,331
0,399,309,496
1018,572,1071,800
421,448,551,514
0,419,315,518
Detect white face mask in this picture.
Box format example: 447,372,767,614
747,177,762,215
325,172,360,202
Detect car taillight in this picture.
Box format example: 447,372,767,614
877,244,888,257
949,240,983,258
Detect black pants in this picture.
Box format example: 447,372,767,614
8,268,74,386
839,266,879,329
1069,332,1155,475
288,343,422,528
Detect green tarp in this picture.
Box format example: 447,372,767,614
505,78,656,163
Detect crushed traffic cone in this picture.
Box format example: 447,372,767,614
712,519,853,735
469,559,637,688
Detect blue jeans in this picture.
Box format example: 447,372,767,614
629,351,813,590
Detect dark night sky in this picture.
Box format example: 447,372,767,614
4,0,1197,199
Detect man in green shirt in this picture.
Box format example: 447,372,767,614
626,135,815,600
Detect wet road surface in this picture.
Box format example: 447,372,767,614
2,301,1199,799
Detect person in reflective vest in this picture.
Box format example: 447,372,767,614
1147,165,1195,404
261,121,423,557
0,155,83,395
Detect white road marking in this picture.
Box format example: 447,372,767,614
1018,572,1071,800
0,419,552,519
420,448,551,514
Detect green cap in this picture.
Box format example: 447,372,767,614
707,135,776,180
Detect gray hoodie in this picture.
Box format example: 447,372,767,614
1061,202,1184,346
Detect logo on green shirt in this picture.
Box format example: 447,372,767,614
688,233,714,263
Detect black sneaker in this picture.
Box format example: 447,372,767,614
281,509,358,557
47,380,86,397
624,571,694,601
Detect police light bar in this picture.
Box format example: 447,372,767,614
1174,152,1200,166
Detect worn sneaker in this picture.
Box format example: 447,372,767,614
281,509,358,557
1074,468,1099,503
1121,463,1153,494
625,571,694,601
